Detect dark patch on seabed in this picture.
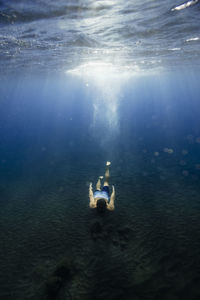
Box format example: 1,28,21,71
0,75,200,300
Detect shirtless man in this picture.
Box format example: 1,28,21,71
89,161,115,212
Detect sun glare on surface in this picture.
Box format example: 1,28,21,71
66,61,132,81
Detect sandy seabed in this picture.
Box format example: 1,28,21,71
0,157,200,300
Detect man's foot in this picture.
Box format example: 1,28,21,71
106,161,111,166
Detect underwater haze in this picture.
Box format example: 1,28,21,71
0,1,200,300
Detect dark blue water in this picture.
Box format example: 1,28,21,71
1,1,200,299
0,72,200,300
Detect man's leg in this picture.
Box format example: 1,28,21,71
96,176,103,190
103,161,111,186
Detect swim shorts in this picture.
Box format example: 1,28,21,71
94,186,110,200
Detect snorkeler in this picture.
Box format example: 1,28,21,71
89,161,115,212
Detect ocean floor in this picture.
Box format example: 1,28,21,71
0,155,200,300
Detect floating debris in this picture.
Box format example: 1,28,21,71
182,149,188,155
171,0,199,11
163,148,174,154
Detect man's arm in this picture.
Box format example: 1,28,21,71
107,185,115,211
89,183,96,208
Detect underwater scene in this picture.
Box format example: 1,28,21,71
0,1,200,300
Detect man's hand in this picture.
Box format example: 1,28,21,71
89,182,93,196
107,185,115,211
112,185,115,194
89,182,95,208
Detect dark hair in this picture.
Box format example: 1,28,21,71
96,198,107,213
